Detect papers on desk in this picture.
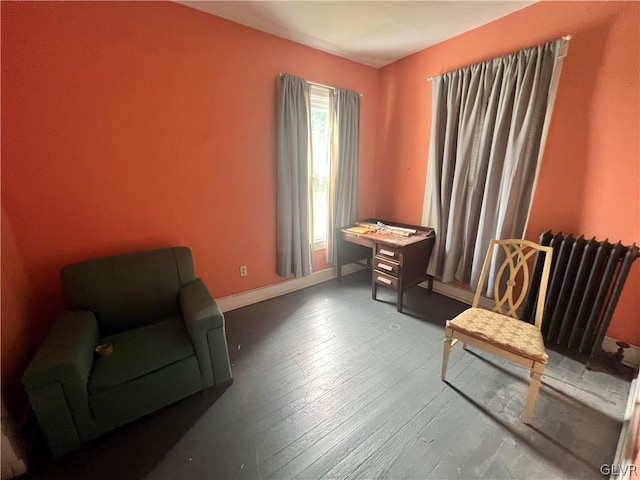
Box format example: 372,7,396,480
345,221,417,237
376,222,416,237
345,225,375,234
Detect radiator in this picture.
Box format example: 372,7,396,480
523,231,639,361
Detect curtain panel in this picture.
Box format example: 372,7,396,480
327,88,361,265
424,38,564,294
276,73,312,278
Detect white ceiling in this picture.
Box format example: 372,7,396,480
177,1,536,68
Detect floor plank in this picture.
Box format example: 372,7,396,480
21,270,632,480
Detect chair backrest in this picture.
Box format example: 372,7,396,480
472,239,553,329
61,247,196,335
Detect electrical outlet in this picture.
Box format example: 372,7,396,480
239,265,248,277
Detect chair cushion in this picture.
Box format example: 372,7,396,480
89,316,195,394
447,308,548,363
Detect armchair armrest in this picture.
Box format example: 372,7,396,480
22,310,100,456
180,278,224,331
180,279,232,388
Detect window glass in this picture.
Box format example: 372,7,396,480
309,85,331,248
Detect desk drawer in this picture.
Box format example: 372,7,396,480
341,231,373,248
375,244,402,260
373,256,399,277
373,271,399,290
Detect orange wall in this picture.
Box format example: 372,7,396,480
1,1,378,403
375,1,640,344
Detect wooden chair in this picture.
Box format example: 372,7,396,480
441,238,553,424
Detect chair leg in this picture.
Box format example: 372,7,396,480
441,326,454,381
522,361,545,424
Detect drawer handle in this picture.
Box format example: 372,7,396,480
378,263,393,271
379,249,395,257
377,276,392,285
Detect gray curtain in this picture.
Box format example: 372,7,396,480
425,39,563,293
328,88,361,264
276,74,312,278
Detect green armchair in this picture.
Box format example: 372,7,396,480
22,247,232,457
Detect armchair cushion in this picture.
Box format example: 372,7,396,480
89,316,194,394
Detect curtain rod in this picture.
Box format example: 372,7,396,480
279,73,363,97
426,34,572,81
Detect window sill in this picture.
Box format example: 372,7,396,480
313,240,326,251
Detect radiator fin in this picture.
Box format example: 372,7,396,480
524,231,638,360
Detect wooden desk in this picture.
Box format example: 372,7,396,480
336,219,436,312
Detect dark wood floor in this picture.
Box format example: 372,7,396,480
23,270,632,479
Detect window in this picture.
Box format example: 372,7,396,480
309,85,332,249
275,73,360,277
422,39,564,289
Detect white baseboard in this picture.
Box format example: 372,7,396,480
216,264,364,313
217,267,640,368
425,279,495,310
